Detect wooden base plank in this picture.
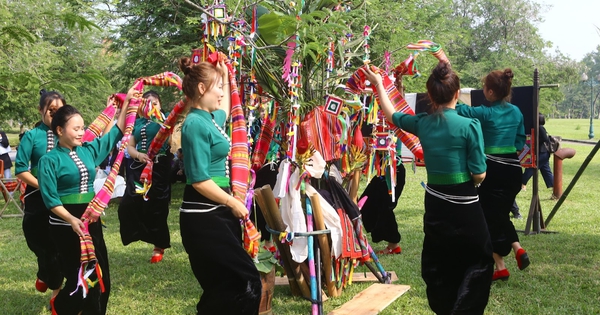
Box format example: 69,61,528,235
274,271,398,286
327,284,410,315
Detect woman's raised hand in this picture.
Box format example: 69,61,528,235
362,65,383,89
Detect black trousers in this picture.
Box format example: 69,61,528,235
422,182,494,315
22,186,63,289
50,204,110,315
478,153,522,256
118,155,172,249
180,185,261,315
359,164,406,244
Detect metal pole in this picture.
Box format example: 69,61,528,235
590,81,595,139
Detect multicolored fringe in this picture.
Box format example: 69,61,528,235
71,222,105,298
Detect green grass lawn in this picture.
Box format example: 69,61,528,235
2,121,600,314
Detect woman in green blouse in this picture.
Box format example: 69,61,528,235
178,56,261,315
38,97,128,315
16,90,65,301
118,90,172,264
455,69,530,282
364,62,493,315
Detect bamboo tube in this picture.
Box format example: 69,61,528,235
309,194,339,297
255,186,311,298
348,169,361,204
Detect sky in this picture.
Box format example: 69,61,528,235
536,0,600,61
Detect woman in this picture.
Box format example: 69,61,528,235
38,96,128,314
118,90,172,263
456,69,530,281
178,56,261,314
16,90,65,302
364,62,493,314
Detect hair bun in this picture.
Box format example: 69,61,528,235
39,89,47,96
179,57,192,75
432,62,452,81
503,68,514,80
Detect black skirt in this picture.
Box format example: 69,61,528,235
359,163,406,244
118,155,172,249
478,153,522,256
21,186,63,289
180,185,261,315
50,204,110,315
422,182,493,315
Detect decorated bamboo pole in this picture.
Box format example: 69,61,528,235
309,194,338,297
254,185,311,298
305,197,318,315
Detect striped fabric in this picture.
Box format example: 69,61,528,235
135,72,184,198
80,81,142,223
250,112,276,171
204,51,258,258
406,40,450,65
299,106,341,162
346,66,424,160
73,222,105,298
82,98,118,142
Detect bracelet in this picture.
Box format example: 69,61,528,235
137,152,140,160
225,195,232,207
373,82,379,88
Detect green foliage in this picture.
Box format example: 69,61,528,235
0,0,114,129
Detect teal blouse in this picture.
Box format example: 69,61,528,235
132,117,169,153
181,108,230,187
392,109,486,185
38,125,123,209
15,123,56,176
456,101,525,154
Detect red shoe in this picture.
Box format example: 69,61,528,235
35,278,48,293
50,296,57,315
150,248,164,264
492,269,510,281
516,248,530,270
377,246,401,255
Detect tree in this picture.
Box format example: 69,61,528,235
0,0,112,129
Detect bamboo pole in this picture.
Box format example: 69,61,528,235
254,185,311,298
309,193,339,297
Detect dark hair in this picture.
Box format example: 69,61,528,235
426,62,460,111
143,90,162,104
39,89,66,112
178,57,219,100
51,105,81,135
539,113,546,126
483,68,514,102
